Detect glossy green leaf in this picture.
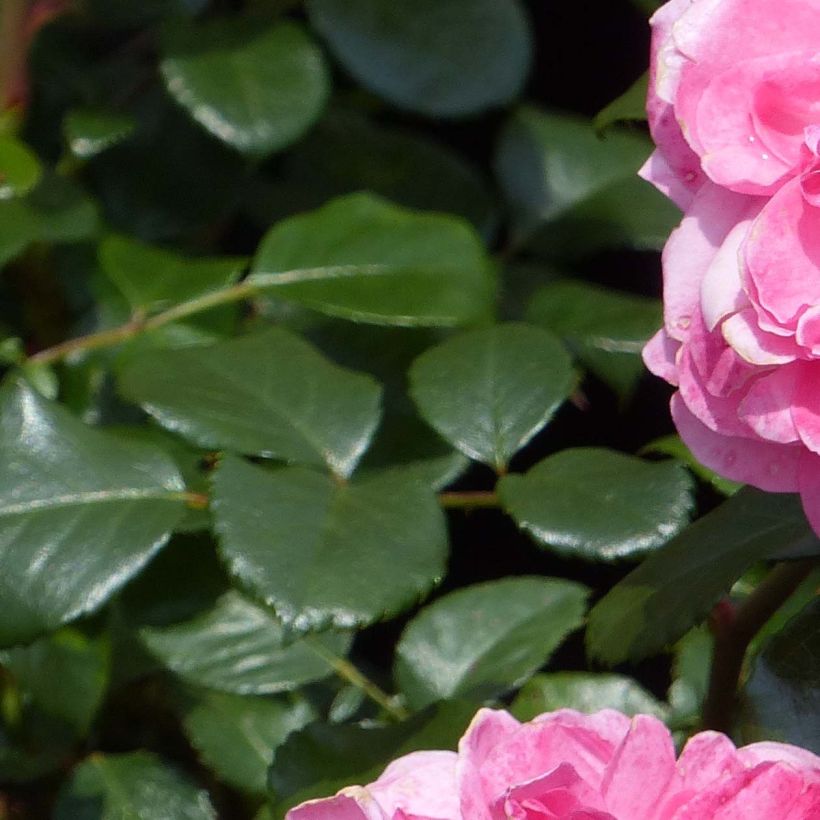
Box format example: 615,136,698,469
99,234,245,313
0,174,98,267
594,72,648,132
249,193,495,326
64,109,136,159
395,577,588,709
106,425,213,533
212,457,448,631
161,20,329,156
499,448,694,561
527,280,661,400
586,489,814,665
183,692,315,795
140,591,351,694
306,0,531,117
117,328,382,478
496,106,652,232
739,599,820,754
0,628,109,735
249,109,497,235
511,672,667,722
0,135,42,200
54,752,216,819
0,377,184,647
409,323,575,470
270,701,477,810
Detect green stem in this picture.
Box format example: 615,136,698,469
701,559,817,734
305,637,409,722
439,490,500,510
27,281,256,366
26,265,378,367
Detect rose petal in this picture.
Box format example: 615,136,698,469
671,762,805,820
737,366,801,444
792,363,820,455
744,178,820,327
661,184,760,341
286,791,387,820
700,219,753,331
370,752,459,820
721,310,799,366
600,715,677,820
457,709,521,820
643,329,680,385
671,392,801,491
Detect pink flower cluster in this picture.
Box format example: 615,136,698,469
287,708,820,819
641,0,820,533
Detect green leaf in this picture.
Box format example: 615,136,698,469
642,435,743,496
117,328,382,478
54,751,216,819
0,135,42,200
140,590,351,694
212,457,448,631
99,234,245,313
88,93,246,242
270,700,477,810
594,73,648,132
106,425,213,533
394,577,588,710
0,377,184,647
526,175,681,259
64,109,136,160
0,628,109,735
668,626,713,729
739,599,820,754
499,448,694,561
511,672,667,722
495,106,652,231
248,109,497,235
306,0,531,117
586,489,814,665
183,692,315,796
160,20,329,157
0,174,98,267
249,193,495,327
0,709,75,784
527,280,662,400
408,323,575,470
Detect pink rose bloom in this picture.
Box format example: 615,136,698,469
641,0,820,205
286,708,820,819
644,126,820,533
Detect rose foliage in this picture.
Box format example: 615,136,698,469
0,0,819,816
288,707,820,819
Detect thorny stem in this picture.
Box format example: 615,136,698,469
701,559,818,734
304,636,409,722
